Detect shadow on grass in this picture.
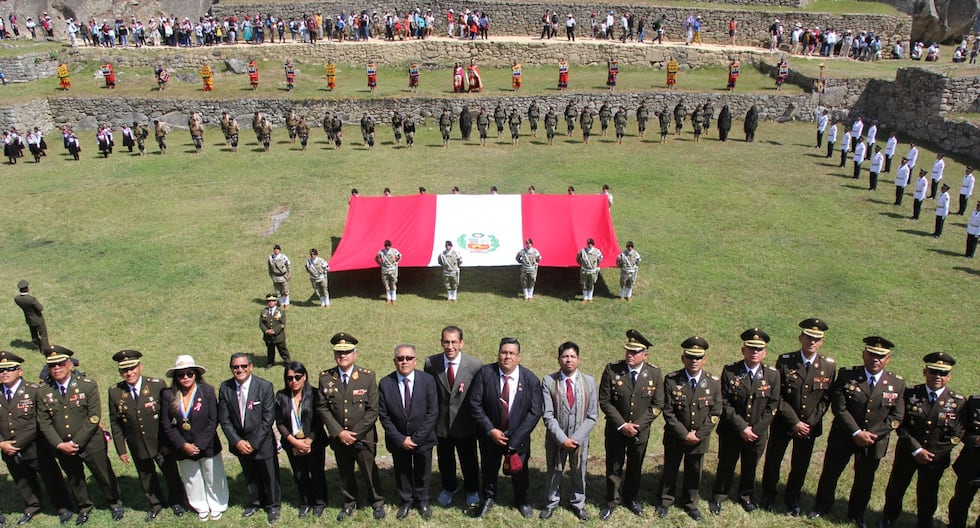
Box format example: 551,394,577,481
897,228,933,236
927,248,963,257
877,211,907,219
865,198,892,205
7,338,37,351
953,266,980,276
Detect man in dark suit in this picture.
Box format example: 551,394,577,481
761,319,837,516
655,336,722,522
315,333,385,521
14,280,48,353
423,325,483,507
598,329,664,520
36,345,124,525
809,336,906,528
217,353,281,523
881,352,965,528
0,350,73,525
259,294,289,366
947,393,980,528
710,328,781,515
468,337,542,518
378,344,439,520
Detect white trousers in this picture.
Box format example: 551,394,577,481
179,456,229,515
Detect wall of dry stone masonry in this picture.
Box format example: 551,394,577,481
0,53,62,81
211,1,910,48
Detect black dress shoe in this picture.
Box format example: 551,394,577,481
741,500,757,513
298,506,311,519
396,503,412,520
242,507,259,518
58,512,74,525
145,509,160,522
517,504,533,518
789,503,802,517
851,516,868,528
171,505,185,517
336,506,354,521
313,506,325,518
373,506,386,520
16,512,36,526
539,507,554,520
74,513,89,526
267,509,280,523
687,509,702,521
657,506,669,518
759,497,774,511
575,508,590,521
709,501,722,515
111,508,125,521
808,511,823,520
418,504,431,520
476,499,493,518
627,501,643,516
599,506,614,521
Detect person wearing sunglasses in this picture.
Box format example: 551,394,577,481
160,355,227,521
36,345,124,525
274,362,327,518
107,350,186,521
880,352,965,528
217,353,280,523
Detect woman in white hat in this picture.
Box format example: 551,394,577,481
160,355,228,521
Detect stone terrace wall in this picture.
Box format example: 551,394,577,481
211,2,910,47
0,54,62,82
0,98,53,132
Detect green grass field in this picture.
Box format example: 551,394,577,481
0,117,977,528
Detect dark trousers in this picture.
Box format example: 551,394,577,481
840,149,848,167
56,447,122,513
882,451,949,527
133,455,185,511
816,130,824,148
604,433,648,506
36,441,72,512
884,155,893,173
895,186,906,205
812,433,882,518
2,454,73,515
712,432,765,504
929,179,940,199
948,465,980,528
28,323,49,353
869,171,879,190
264,338,289,365
333,442,384,509
284,445,327,507
967,234,979,258
853,161,862,179
934,215,946,237
827,141,835,158
478,439,529,505
436,435,479,494
656,442,704,511
959,194,969,215
391,447,433,505
236,454,281,511
762,427,816,504
913,199,923,219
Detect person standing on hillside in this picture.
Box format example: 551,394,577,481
576,238,602,303
267,244,291,308
376,240,401,305
438,241,462,302
14,280,48,353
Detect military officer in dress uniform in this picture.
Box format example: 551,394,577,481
655,336,722,521
259,294,289,366
598,329,664,520
880,352,965,528
36,345,124,525
761,318,837,516
315,333,385,521
947,393,980,528
809,336,906,528
0,350,73,525
710,329,781,515
14,280,49,353
107,350,186,521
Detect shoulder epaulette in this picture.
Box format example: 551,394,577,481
893,373,904,380
24,382,39,389
710,374,720,381
146,377,162,383
358,368,373,374
767,366,777,372
781,353,792,359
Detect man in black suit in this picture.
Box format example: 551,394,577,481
217,353,281,523
468,337,542,518
423,326,483,507
14,280,48,353
378,344,439,520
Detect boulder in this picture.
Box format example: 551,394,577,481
225,58,247,74
911,0,980,43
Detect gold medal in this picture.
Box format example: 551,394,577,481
295,432,305,439
182,422,191,431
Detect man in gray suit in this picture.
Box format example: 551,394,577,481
540,342,597,521
423,326,483,507
14,280,48,353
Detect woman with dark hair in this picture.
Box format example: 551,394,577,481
160,355,228,521
275,361,328,517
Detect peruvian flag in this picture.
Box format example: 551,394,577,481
329,194,620,271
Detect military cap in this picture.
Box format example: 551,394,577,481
624,329,652,352
112,349,142,369
863,335,894,356
265,293,278,302
680,336,709,357
310,248,318,255
273,244,281,250
741,328,770,348
16,279,28,290
44,344,75,364
0,351,25,369
799,318,829,339
923,351,955,372
331,332,359,352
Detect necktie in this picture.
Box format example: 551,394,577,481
4,389,11,401
238,384,247,424
60,385,67,397
630,370,637,385
747,368,754,382
804,360,812,372
342,373,349,386
565,378,575,407
868,376,876,391
928,391,937,404
131,387,139,401
690,378,697,391
403,377,412,412
447,362,455,388
500,375,511,430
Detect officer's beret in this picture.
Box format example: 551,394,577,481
331,332,358,352
112,349,142,369
16,279,28,290
799,318,829,339
44,344,75,364
624,329,652,352
923,352,955,372
863,336,894,356
740,328,770,348
680,336,709,357
0,351,25,369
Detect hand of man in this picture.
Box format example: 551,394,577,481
852,430,877,447
490,428,508,446
561,438,579,450
337,430,357,446
620,422,639,437
740,426,759,443
402,436,418,450
119,453,131,465
682,431,701,446
181,443,199,457
0,440,19,456
792,422,811,438
57,441,79,455
913,449,935,464
236,439,253,455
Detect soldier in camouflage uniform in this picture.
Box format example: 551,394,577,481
439,109,453,148
516,238,541,300
599,102,612,137
437,241,462,302
544,107,559,146
476,108,490,147
636,102,649,138
613,106,628,144
375,240,401,304
526,101,540,138
615,241,640,301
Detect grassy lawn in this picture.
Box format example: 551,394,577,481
0,118,977,527
946,112,980,125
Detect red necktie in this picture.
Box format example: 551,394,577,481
566,378,575,407
500,375,510,430
447,362,455,388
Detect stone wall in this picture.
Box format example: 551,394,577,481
211,1,911,47
0,53,63,82
0,97,53,132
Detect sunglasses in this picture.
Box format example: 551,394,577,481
285,374,305,382
51,359,71,367
118,365,138,373
395,356,416,362
926,368,950,376
231,364,250,371
0,366,21,373
175,370,196,379
682,355,705,361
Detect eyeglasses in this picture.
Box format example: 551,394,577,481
682,355,705,361
175,370,196,379
395,356,416,362
52,359,71,367
285,374,305,382
0,366,20,373
231,364,251,371
926,368,950,377
118,365,138,373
